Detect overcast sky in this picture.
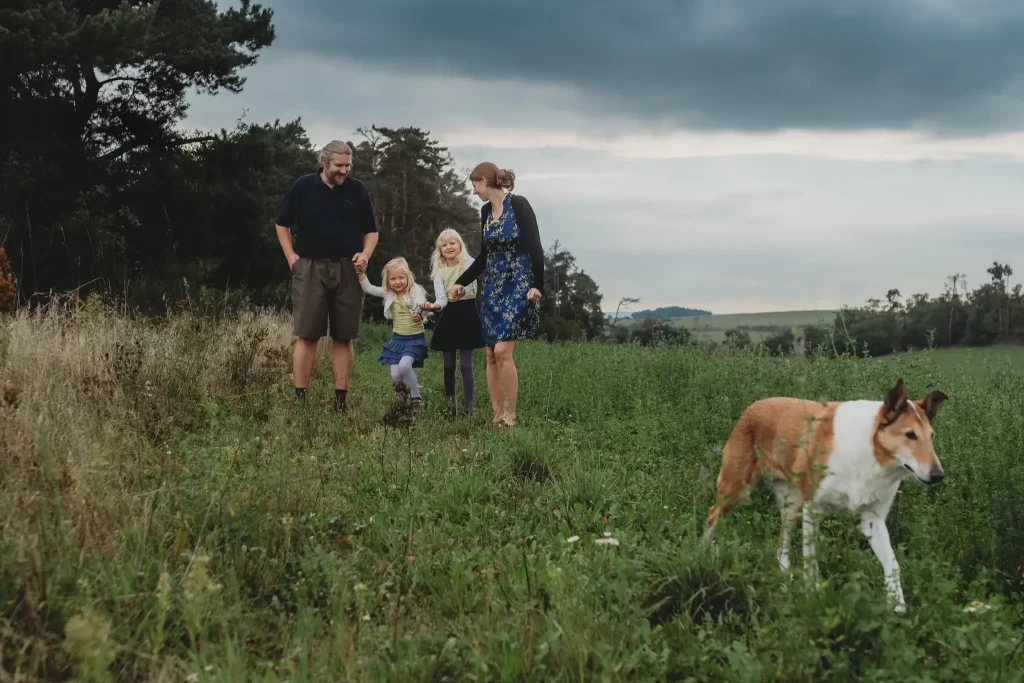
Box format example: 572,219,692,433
185,0,1024,314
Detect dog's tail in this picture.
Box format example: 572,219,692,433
704,412,760,537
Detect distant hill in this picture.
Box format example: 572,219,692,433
630,306,713,319
614,309,837,343
678,309,837,343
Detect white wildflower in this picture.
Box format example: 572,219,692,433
963,600,993,614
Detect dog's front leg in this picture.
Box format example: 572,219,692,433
774,484,802,572
860,512,906,614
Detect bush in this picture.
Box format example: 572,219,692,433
762,327,795,355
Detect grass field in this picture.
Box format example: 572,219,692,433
2,303,1023,681
625,310,838,344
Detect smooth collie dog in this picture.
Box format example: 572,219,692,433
703,378,948,614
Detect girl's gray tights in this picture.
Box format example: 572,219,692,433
390,356,420,399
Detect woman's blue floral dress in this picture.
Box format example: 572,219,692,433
479,193,541,345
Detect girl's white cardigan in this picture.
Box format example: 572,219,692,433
359,278,432,322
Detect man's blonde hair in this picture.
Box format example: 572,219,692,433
320,140,352,163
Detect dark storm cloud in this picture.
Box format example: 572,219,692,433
268,0,1024,133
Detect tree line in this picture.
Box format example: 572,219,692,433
0,0,608,338
718,263,1021,357
808,264,1021,357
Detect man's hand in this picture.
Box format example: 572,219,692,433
352,252,369,273
276,225,300,272
448,284,464,301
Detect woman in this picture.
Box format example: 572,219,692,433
448,162,543,427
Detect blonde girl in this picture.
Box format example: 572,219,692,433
358,257,439,404
428,229,484,414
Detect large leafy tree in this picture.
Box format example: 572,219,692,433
2,0,274,164
1,0,275,299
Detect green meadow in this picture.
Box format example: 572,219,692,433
1,303,1022,681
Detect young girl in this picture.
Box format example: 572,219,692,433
358,257,439,406
429,229,485,414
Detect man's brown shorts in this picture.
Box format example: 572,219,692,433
291,257,363,342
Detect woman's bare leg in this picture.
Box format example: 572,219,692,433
484,346,505,422
494,341,518,425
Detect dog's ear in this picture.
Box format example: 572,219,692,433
882,378,908,425
919,390,949,423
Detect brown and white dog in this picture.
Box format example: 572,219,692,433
702,378,948,614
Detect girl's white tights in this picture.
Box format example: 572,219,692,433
390,356,421,399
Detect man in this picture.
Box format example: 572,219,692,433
274,140,378,412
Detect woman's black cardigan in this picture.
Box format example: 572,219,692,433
455,195,545,293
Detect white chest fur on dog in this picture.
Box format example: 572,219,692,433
812,400,906,514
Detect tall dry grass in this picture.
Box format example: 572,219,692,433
0,296,296,679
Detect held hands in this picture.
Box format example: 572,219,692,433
352,252,369,274
527,288,542,303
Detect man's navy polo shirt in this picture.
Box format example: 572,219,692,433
275,172,379,259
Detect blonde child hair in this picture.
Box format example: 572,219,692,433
381,256,424,298
430,228,472,280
